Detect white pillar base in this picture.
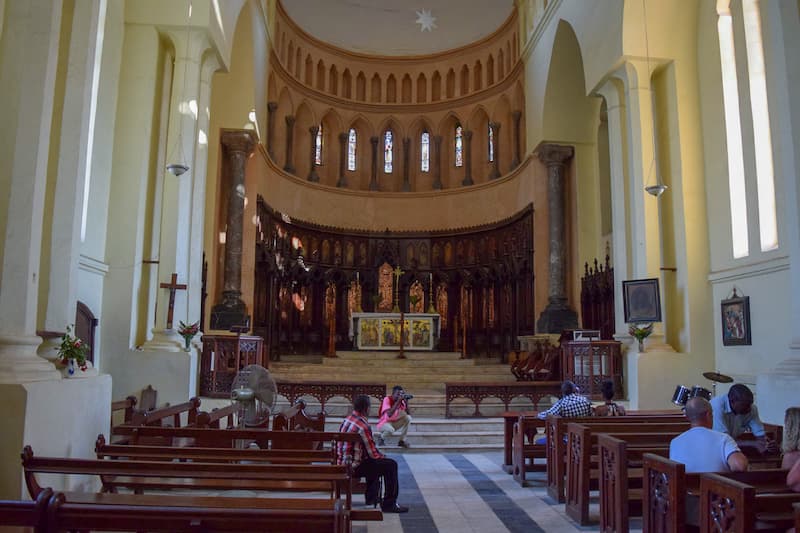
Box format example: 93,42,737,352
0,335,62,383
0,375,112,498
36,336,62,362
142,329,183,352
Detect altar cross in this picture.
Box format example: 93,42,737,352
392,265,405,313
160,272,187,329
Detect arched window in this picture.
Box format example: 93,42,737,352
314,124,323,166
347,128,357,171
488,123,494,162
420,131,430,172
454,125,464,167
384,130,393,173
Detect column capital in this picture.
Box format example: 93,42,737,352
464,130,473,140
221,129,257,155
512,110,522,121
285,115,296,126
267,101,278,112
370,136,379,145
309,125,319,135
535,143,574,166
338,132,349,142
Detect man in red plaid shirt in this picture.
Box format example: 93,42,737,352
337,395,408,513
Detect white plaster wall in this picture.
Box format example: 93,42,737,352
110,350,198,407
625,349,705,411
0,376,112,499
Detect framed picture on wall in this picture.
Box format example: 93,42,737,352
622,278,662,323
721,295,751,346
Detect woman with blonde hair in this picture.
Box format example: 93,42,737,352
782,407,800,492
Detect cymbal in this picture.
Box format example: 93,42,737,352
703,371,733,383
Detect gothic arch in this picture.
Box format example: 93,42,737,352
467,106,491,183
376,116,404,191
293,101,316,180
346,114,373,190
408,116,435,192
437,112,465,189
319,109,343,187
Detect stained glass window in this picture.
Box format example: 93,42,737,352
384,130,393,173
421,131,430,172
314,124,323,165
347,128,356,171
488,123,494,162
455,125,463,167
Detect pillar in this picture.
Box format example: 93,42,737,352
535,143,578,333
337,132,348,187
402,136,411,191
266,101,277,160
307,125,320,182
489,122,501,179
0,0,64,382
369,136,379,191
432,135,443,190
283,115,295,174
512,110,522,167
210,130,257,330
462,130,474,186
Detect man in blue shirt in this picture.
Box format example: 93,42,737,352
670,397,748,473
710,383,776,454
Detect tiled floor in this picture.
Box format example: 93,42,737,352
353,451,629,533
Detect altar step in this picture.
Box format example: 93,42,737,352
270,351,516,394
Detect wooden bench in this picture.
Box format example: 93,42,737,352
565,423,686,525
47,491,349,532
501,410,537,473
643,453,793,533
110,395,139,427
699,472,800,532
129,396,201,427
545,413,686,502
795,501,800,532
111,425,352,449
194,403,238,429
0,487,52,533
511,414,546,486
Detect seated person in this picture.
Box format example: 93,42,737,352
782,407,800,491
376,385,412,448
336,395,408,513
593,379,626,417
671,397,748,528
670,397,748,473
537,380,593,420
710,383,777,454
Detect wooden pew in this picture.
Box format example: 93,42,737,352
110,395,139,427
111,425,350,449
699,472,800,532
129,396,201,427
194,403,238,429
0,487,52,533
795,501,800,532
501,410,537,473
565,423,686,525
544,413,687,502
23,446,352,503
643,453,793,533
599,434,671,533
45,491,348,533
511,414,546,486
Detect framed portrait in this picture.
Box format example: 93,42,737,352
622,278,662,323
721,296,751,346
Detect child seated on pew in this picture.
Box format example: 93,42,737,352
593,380,626,417
782,407,800,491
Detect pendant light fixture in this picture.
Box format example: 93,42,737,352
641,0,668,198
166,0,192,177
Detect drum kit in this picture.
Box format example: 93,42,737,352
671,371,733,407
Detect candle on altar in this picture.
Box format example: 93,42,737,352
356,271,359,283
430,272,433,285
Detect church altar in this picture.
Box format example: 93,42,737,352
349,312,441,351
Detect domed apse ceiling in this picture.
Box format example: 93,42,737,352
281,0,515,56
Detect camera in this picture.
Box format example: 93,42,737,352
401,393,414,401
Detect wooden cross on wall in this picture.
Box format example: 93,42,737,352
160,273,187,329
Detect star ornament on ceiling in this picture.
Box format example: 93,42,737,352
415,9,437,32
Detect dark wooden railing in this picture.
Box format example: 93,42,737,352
200,334,266,397
276,381,386,412
444,381,561,417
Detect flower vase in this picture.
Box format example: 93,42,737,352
66,358,76,376
638,339,645,352
183,336,192,352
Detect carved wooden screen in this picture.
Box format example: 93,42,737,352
580,256,615,340
377,262,394,312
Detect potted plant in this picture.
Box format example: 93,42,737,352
178,321,200,351
56,325,88,377
628,323,654,352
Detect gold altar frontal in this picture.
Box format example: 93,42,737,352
349,312,441,351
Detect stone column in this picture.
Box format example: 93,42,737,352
489,122,501,179
369,136,379,191
535,143,578,333
40,0,107,361
266,101,277,160
307,125,320,182
0,0,64,382
432,135,443,190
337,132,348,187
210,130,257,330
283,115,295,174
511,110,522,168
402,137,411,191
462,130,474,186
